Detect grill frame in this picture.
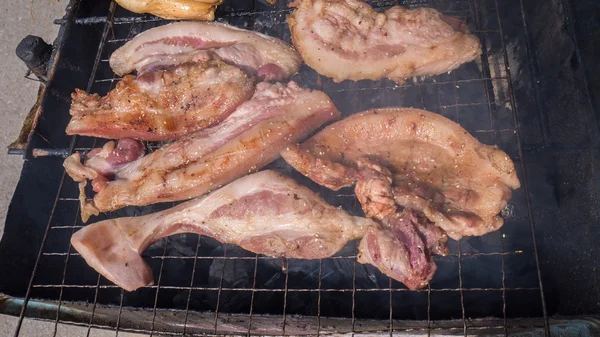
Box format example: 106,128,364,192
2,0,570,335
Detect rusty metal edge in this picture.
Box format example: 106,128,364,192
2,294,599,336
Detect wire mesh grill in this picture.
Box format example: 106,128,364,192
13,0,550,335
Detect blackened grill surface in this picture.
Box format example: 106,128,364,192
1,0,599,335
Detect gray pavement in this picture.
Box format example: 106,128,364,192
0,1,146,336
0,0,65,231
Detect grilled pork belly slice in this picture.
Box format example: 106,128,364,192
288,0,481,83
71,170,373,291
63,82,340,222
67,57,254,141
281,108,520,240
109,22,301,81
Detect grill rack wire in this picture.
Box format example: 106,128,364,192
11,0,551,335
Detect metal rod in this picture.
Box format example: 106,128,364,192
350,199,359,336
470,0,499,145
31,148,70,158
39,250,526,258
149,243,169,336
246,253,259,336
85,274,101,337
29,284,541,292
417,63,432,337
452,67,467,336
92,75,508,88
114,289,124,337
501,234,508,337
51,206,81,337
213,245,228,334
316,259,323,336
4,311,557,336
457,241,467,336
493,1,551,335
351,245,357,336
427,284,432,337
282,259,290,335
182,236,202,336
469,4,506,335
99,11,148,335
388,278,393,336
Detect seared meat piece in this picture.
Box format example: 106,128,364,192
279,144,358,190
63,139,147,222
281,147,398,219
64,82,340,221
288,0,481,83
279,145,448,289
354,158,396,219
115,0,221,21
281,108,520,239
110,22,301,81
71,170,373,291
67,57,254,141
358,210,447,290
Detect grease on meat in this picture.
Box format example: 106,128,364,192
67,57,254,141
71,170,373,291
281,108,520,240
288,0,481,83
110,21,302,81
115,0,222,21
358,210,447,290
64,82,340,221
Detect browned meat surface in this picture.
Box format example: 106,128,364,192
288,0,481,83
357,210,447,290
281,108,520,239
66,57,254,141
64,82,340,221
115,0,221,21
354,158,397,219
71,170,373,291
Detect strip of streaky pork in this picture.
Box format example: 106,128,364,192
109,21,301,81
281,108,520,239
63,81,340,222
288,0,481,83
67,57,255,141
71,170,374,291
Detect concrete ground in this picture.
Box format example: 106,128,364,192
0,1,146,336
0,0,65,229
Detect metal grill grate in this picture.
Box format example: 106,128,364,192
11,0,551,335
